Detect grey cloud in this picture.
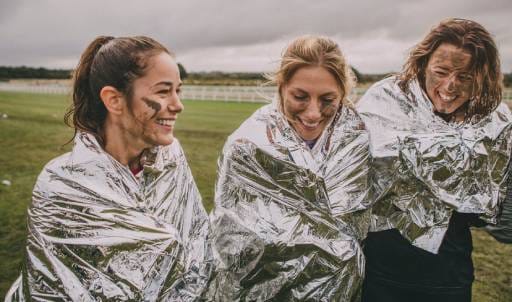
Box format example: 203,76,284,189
0,0,510,72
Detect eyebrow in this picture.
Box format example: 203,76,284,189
320,92,339,97
292,87,339,97
152,81,174,88
432,65,472,73
292,87,338,96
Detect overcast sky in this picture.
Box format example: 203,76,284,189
1,0,510,73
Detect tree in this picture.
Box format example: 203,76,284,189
504,73,512,88
177,63,188,80
350,66,362,82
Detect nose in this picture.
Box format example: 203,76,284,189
443,74,459,93
302,99,322,121
167,92,184,113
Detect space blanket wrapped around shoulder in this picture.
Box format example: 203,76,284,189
486,171,512,244
356,76,512,253
5,132,211,301
205,100,372,301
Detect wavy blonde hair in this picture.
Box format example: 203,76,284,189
267,35,355,107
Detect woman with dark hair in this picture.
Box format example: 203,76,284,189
206,36,372,301
357,18,512,302
5,36,210,301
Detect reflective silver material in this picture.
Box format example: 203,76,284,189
486,170,512,243
357,76,512,253
6,132,211,301
206,101,372,301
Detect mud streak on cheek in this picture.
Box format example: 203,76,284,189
142,97,162,119
457,80,473,95
426,69,442,89
283,99,300,122
321,102,337,117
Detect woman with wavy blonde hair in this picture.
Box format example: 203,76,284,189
205,35,372,301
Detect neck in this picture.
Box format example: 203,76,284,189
102,118,147,169
419,82,468,123
434,102,469,123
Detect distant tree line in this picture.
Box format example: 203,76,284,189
187,71,264,81
0,66,72,79
505,73,512,88
1,65,511,87
185,67,392,85
0,64,189,81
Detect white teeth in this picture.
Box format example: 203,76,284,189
156,119,175,126
439,93,456,102
302,120,319,128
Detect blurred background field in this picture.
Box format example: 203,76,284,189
0,91,511,301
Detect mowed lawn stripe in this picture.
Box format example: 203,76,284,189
0,91,510,301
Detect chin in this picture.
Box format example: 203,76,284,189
299,132,320,141
434,103,456,114
154,135,175,146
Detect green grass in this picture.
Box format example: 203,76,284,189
1,91,511,301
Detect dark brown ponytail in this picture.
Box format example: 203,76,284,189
64,36,171,146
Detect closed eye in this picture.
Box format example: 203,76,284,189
458,74,473,81
293,94,308,101
157,89,170,95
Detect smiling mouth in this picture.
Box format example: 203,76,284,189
438,92,457,103
156,119,176,127
297,118,321,130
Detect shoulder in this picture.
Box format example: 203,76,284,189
493,102,512,121
225,103,274,146
32,152,72,199
356,76,401,110
38,152,72,179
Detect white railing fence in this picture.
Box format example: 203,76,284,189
1,82,511,103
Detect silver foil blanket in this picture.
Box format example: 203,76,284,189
206,101,372,301
6,132,211,301
356,76,512,253
486,171,512,243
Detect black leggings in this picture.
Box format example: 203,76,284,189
361,277,472,302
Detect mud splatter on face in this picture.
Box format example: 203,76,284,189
320,97,339,117
142,97,162,119
280,66,342,140
424,43,473,116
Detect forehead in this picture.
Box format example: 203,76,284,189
428,43,472,70
286,66,340,93
136,52,180,85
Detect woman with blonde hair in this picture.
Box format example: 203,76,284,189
206,36,372,301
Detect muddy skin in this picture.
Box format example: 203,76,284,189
426,66,472,121
320,99,339,117
427,45,473,92
425,44,474,117
286,96,340,126
425,68,473,99
142,97,162,119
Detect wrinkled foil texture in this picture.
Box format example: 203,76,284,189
486,172,512,243
6,132,211,301
357,76,512,253
206,101,372,301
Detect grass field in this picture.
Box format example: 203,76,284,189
1,91,511,301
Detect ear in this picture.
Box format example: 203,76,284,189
100,86,125,115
